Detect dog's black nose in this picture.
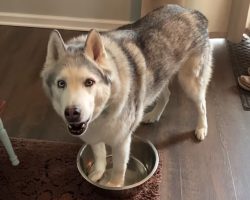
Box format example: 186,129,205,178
64,106,81,122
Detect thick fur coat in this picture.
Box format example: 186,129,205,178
41,4,212,187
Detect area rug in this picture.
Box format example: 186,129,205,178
227,35,250,110
0,138,162,200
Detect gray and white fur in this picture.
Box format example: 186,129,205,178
41,4,213,187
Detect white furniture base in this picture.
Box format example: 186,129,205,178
0,118,19,166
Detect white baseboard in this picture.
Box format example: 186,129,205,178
0,12,130,31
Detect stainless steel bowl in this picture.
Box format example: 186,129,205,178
77,136,159,191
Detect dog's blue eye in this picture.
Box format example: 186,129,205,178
57,80,66,89
84,79,95,87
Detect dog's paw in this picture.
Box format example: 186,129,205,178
195,127,207,141
99,177,123,187
88,169,105,182
99,174,124,187
105,181,123,187
142,112,160,124
99,174,110,185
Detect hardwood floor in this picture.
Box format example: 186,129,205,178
0,26,250,200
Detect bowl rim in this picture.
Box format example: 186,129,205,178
76,135,159,190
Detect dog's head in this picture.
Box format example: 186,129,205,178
41,30,112,136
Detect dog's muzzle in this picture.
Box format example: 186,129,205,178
64,106,90,135
67,119,89,136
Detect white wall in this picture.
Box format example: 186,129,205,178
0,0,141,21
0,0,141,30
227,0,249,42
185,0,232,36
141,0,185,16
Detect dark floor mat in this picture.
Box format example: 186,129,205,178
227,35,250,110
0,138,162,200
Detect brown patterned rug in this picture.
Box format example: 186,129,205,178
0,138,162,200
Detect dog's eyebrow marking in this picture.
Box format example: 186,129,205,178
77,56,111,85
45,64,64,96
46,71,56,88
46,72,55,96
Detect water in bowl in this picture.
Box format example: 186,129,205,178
87,155,149,186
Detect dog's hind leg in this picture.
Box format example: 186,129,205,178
143,83,170,124
178,46,212,141
88,142,106,182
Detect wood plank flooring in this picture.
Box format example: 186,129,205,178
0,26,249,200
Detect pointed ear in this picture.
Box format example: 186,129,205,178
84,29,106,63
45,30,66,65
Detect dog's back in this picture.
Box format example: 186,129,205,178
106,4,211,106
107,4,212,141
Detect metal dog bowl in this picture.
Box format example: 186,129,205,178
77,136,159,191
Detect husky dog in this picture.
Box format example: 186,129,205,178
41,4,212,187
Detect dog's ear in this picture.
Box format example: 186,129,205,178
84,29,112,84
84,29,106,64
45,30,66,65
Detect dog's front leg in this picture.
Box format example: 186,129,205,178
104,135,131,187
88,142,106,182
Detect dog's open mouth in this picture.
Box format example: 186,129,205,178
67,120,89,136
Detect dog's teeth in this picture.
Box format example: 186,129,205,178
68,125,72,129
